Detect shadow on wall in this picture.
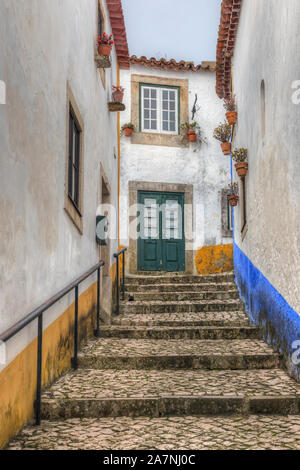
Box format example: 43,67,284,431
195,244,233,275
234,242,300,382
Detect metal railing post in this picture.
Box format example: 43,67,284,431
94,267,101,337
35,313,43,425
116,256,120,315
72,285,79,370
122,250,125,301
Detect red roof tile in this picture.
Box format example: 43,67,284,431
106,0,130,69
130,56,216,72
216,0,242,99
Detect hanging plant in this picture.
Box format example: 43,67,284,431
121,123,134,137
97,32,114,56
181,122,197,142
232,148,248,177
112,86,125,103
227,182,239,206
213,122,232,155
224,97,237,125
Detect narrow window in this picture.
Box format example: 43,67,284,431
241,177,247,232
261,80,266,139
227,198,233,231
221,189,233,238
68,107,81,212
141,85,179,134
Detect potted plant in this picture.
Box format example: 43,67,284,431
232,148,248,177
181,122,197,142
213,122,232,155
224,97,237,125
121,123,134,137
112,86,125,103
227,182,239,206
97,32,114,56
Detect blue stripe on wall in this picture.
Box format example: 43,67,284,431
233,242,300,381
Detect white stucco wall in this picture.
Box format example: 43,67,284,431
232,0,300,313
119,64,232,272
0,0,119,363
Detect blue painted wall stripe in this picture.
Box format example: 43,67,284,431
234,242,300,380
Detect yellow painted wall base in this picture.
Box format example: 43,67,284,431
195,244,233,275
0,282,97,449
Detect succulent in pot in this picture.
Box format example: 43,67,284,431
213,122,232,155
112,86,125,103
97,32,114,56
223,97,237,125
121,123,134,137
181,122,198,142
227,182,239,207
232,148,248,177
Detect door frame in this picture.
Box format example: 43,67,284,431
137,190,185,272
128,181,194,274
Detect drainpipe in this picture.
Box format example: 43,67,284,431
117,62,120,249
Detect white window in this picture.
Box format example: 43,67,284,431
141,85,179,135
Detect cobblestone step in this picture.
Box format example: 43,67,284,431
7,415,300,450
78,338,280,370
126,273,235,285
120,299,243,314
112,311,251,327
99,325,261,340
124,291,240,302
126,282,237,293
40,369,300,420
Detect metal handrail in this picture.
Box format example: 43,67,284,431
113,248,127,315
0,260,104,425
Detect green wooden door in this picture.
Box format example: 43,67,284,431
138,191,185,272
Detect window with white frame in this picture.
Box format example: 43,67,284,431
140,85,179,134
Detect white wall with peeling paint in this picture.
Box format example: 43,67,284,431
120,64,232,272
232,0,300,314
0,0,119,362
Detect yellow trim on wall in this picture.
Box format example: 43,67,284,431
195,244,233,275
0,282,97,449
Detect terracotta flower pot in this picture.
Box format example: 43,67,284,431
98,43,112,56
228,195,239,207
123,127,133,137
221,142,231,155
235,162,248,178
112,90,124,103
188,131,197,142
226,111,237,125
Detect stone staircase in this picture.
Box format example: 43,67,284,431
8,272,300,450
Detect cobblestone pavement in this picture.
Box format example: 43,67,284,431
42,369,300,400
6,273,300,450
80,338,276,357
7,416,300,450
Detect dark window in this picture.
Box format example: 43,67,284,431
241,177,247,232
221,189,233,238
68,107,81,211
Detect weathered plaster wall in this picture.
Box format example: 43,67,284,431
120,65,232,273
0,0,119,343
0,0,120,444
231,0,300,375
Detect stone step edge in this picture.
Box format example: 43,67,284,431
41,395,300,419
78,353,281,370
99,326,260,339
